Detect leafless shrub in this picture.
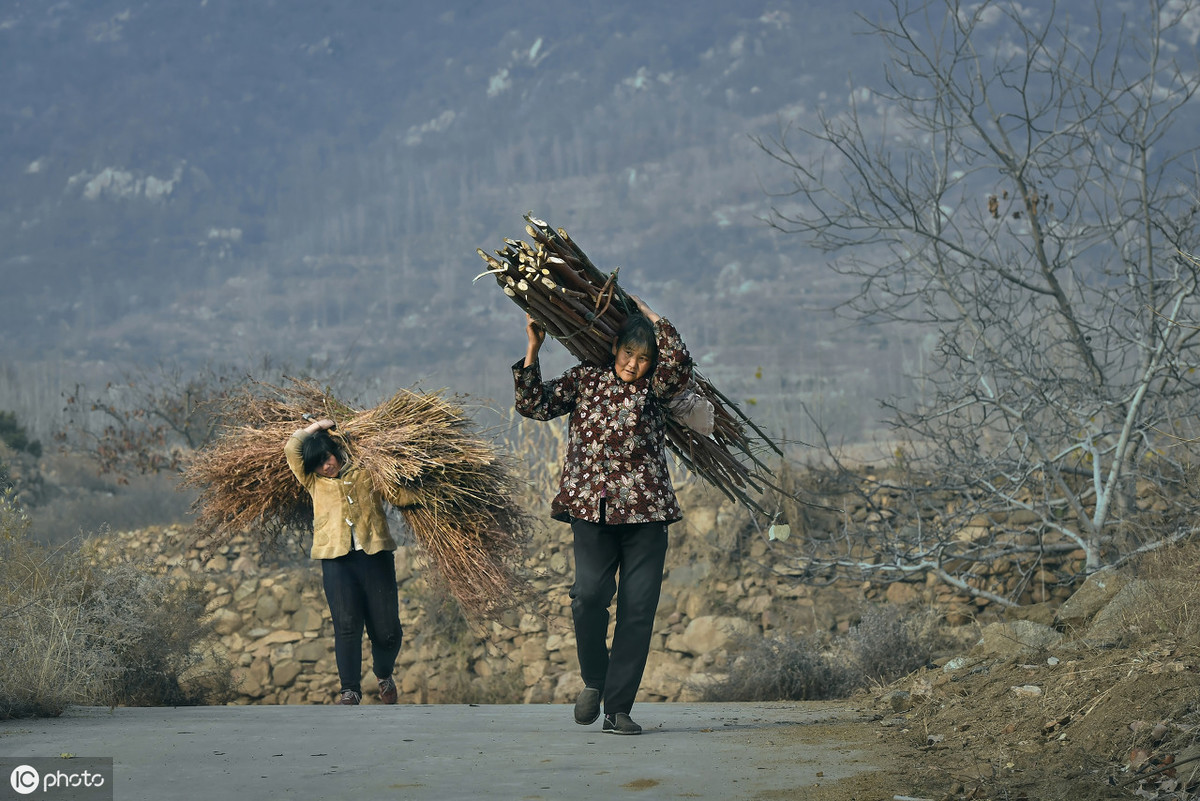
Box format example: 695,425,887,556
1128,538,1200,644
0,496,107,718
701,630,856,701
0,492,233,719
701,605,937,702
493,409,567,517
841,605,936,686
434,662,525,705
73,554,236,708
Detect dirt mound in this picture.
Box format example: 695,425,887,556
857,555,1200,801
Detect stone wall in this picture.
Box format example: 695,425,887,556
87,479,1087,706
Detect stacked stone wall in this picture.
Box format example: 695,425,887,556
87,480,1087,705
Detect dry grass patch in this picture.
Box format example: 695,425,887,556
0,490,234,719
700,605,940,702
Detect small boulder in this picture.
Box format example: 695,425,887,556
1055,568,1129,631
974,619,1062,657
676,615,758,656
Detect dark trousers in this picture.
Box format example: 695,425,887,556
570,519,669,716
321,549,403,694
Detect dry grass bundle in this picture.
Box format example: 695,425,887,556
182,379,535,619
476,212,813,516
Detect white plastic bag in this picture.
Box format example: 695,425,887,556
667,384,715,436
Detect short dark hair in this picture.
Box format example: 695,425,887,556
613,314,658,367
301,430,343,475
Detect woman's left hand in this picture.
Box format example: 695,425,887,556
629,294,660,323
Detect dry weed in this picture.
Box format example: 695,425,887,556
0,491,233,718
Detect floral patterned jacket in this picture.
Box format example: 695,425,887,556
513,318,693,525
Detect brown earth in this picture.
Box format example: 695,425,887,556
776,648,1199,801
786,572,1200,801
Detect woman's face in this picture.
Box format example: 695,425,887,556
612,341,653,383
315,452,341,478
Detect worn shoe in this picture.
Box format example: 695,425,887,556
574,687,601,725
377,676,398,705
602,712,642,735
335,689,361,705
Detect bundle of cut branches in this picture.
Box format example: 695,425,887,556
476,213,799,516
182,378,535,620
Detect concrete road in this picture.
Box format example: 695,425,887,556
0,702,879,800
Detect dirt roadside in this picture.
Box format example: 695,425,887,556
779,634,1199,801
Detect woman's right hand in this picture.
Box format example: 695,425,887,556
524,314,546,366
295,416,336,437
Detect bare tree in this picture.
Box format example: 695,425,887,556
56,358,342,482
759,0,1200,603
56,364,252,481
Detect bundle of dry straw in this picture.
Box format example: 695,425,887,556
476,213,793,516
183,379,535,619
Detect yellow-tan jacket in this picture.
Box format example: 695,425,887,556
285,432,413,559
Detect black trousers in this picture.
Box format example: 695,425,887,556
321,549,403,694
570,519,669,716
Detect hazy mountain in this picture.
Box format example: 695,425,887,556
2,0,1151,445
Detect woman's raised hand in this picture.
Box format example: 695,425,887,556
524,314,546,366
629,294,660,323
526,314,546,347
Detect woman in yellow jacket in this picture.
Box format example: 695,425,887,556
285,417,419,705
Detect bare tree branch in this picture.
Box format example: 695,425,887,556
758,0,1200,602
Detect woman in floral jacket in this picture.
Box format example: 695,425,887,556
513,296,693,735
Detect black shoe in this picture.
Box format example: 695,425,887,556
602,712,641,735
574,687,601,725
334,689,361,705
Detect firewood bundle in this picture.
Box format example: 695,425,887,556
182,379,535,620
476,213,789,516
